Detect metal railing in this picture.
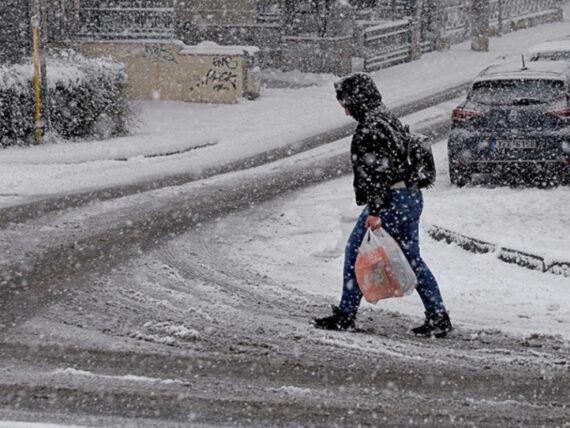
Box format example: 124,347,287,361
363,19,413,71
360,0,562,71
439,0,563,42
498,0,562,18
78,0,175,39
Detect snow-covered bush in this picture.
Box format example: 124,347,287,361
0,50,128,147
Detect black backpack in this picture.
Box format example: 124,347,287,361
377,113,437,189
402,127,437,189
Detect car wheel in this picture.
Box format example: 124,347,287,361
449,163,470,187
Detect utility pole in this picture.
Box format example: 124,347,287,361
30,0,51,144
410,0,424,60
471,0,490,51
497,0,504,36
432,0,448,51
282,0,296,35
31,0,43,144
40,0,51,134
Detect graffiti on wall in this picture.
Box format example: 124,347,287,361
204,56,239,92
144,45,178,64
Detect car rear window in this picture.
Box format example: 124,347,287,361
469,79,566,105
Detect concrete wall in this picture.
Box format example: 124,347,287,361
81,41,260,104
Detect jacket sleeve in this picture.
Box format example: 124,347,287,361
352,132,394,217
362,159,393,217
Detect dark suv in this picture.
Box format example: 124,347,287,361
448,61,570,186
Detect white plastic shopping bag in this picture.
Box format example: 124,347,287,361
355,228,417,303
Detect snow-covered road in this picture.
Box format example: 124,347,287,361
1,205,568,426
1,12,569,419
1,137,568,425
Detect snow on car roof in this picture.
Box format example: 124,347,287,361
528,39,570,54
475,61,570,82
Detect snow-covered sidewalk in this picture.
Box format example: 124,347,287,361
427,141,570,263
1,9,569,207
215,141,570,340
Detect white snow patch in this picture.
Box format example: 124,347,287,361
180,41,259,56
274,386,314,396
53,367,183,385
260,68,338,87
130,321,201,346
130,332,178,346
318,336,425,361
142,321,201,340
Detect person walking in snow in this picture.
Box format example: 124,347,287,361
313,73,452,337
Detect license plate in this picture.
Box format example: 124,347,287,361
495,140,537,150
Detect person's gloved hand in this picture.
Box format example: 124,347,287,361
365,215,382,231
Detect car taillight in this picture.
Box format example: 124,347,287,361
546,108,570,119
452,107,482,122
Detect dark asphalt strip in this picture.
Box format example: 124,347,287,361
0,335,568,427
0,82,469,226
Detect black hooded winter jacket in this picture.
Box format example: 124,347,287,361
335,73,410,216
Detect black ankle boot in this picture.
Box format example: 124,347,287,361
412,312,453,338
313,305,356,331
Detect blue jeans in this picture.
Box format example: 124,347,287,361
339,188,447,317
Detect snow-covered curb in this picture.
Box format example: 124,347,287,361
427,225,570,277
